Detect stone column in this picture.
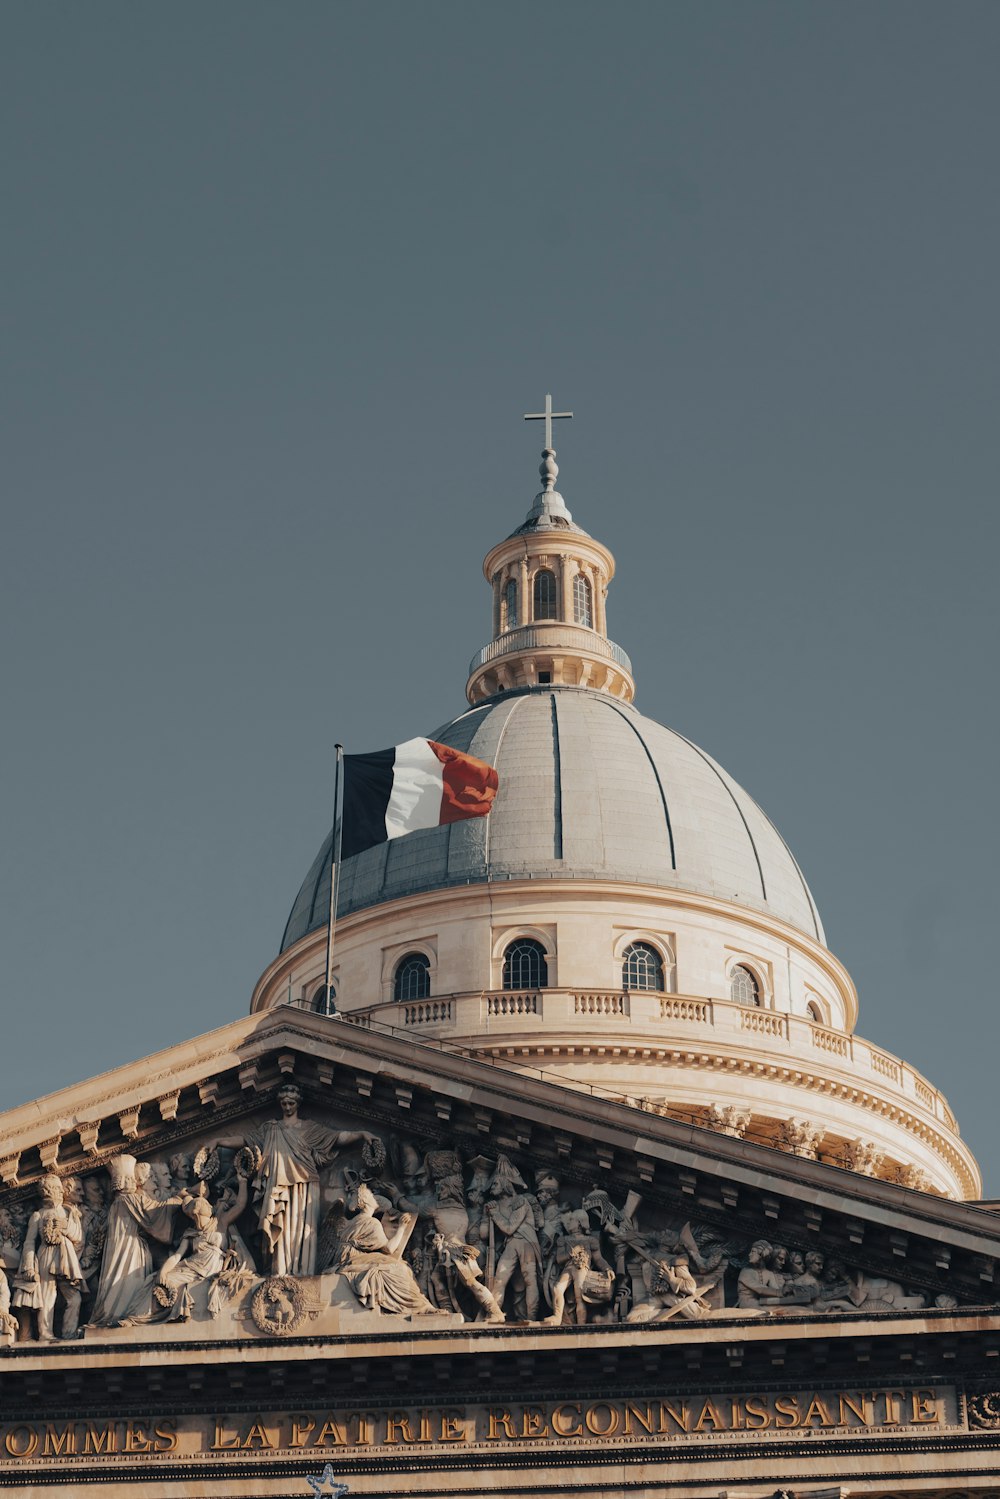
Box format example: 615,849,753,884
560,555,575,623
491,573,501,637
519,556,530,623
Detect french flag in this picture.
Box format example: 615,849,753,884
341,739,499,859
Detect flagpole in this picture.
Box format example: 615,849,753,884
323,743,344,1017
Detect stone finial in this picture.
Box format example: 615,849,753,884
777,1117,824,1159
891,1162,934,1193
707,1104,751,1138
844,1138,885,1176
538,448,559,494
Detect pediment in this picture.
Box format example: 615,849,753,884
1,1007,999,1350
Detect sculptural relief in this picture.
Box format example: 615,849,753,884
11,1174,85,1342
0,1087,973,1345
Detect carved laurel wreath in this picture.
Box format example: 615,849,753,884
968,1391,1000,1428
250,1275,307,1337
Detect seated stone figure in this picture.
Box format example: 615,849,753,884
331,1182,437,1318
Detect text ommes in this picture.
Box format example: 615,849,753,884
0,1389,949,1461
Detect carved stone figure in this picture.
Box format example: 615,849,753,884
533,1171,562,1252
127,1175,251,1324
251,1274,308,1336
626,1249,714,1322
430,1233,503,1322
210,1083,380,1277
544,1209,615,1326
89,1156,182,1328
10,1175,86,1342
820,1267,926,1314
331,1181,436,1317
0,1264,16,1345
483,1155,542,1322
736,1240,791,1310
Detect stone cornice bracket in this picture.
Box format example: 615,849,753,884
77,1120,101,1155
158,1091,180,1122
118,1107,140,1141
38,1136,61,1170
238,1060,262,1092
277,1051,296,1076
198,1078,222,1110
0,1154,20,1188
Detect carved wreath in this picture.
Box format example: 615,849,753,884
250,1275,307,1337
968,1391,1000,1428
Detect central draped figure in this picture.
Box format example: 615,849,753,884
214,1083,377,1278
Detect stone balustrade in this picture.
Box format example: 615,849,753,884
342,987,956,1129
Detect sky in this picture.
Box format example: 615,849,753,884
2,3,998,1191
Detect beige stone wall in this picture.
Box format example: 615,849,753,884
255,879,978,1200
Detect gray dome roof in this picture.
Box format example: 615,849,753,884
281,687,824,952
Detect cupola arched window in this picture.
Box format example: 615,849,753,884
573,572,593,628
806,1000,823,1023
730,965,761,1008
504,579,518,631
622,941,664,992
394,952,431,1002
533,569,558,621
312,982,336,1014
502,938,548,990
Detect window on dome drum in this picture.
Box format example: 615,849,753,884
807,1000,823,1023
394,952,431,1003
573,572,593,627
622,941,665,992
504,579,518,631
311,983,336,1014
533,569,558,621
502,938,548,990
730,965,761,1008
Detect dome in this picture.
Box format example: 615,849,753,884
281,686,824,952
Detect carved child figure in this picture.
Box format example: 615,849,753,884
544,1209,615,1326
12,1175,85,1342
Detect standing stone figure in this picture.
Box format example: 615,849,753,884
11,1175,85,1342
90,1155,182,1327
211,1083,379,1277
482,1155,542,1321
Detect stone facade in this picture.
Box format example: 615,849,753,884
0,1010,998,1496
0,431,993,1496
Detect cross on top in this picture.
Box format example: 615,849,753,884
524,392,572,451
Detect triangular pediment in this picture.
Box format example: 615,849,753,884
1,1007,999,1351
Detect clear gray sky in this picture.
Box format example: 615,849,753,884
3,3,997,1190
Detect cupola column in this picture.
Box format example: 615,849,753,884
560,556,574,623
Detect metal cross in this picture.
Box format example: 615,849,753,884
524,392,572,451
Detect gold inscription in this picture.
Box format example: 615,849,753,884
0,1387,955,1466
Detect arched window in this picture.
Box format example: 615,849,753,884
394,952,431,1002
312,982,336,1014
502,938,548,990
730,965,761,1007
573,573,593,627
504,579,518,631
533,569,558,621
622,941,665,991
806,1000,823,1023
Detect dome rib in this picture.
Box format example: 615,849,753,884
280,688,825,952
668,728,768,903
601,698,676,869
